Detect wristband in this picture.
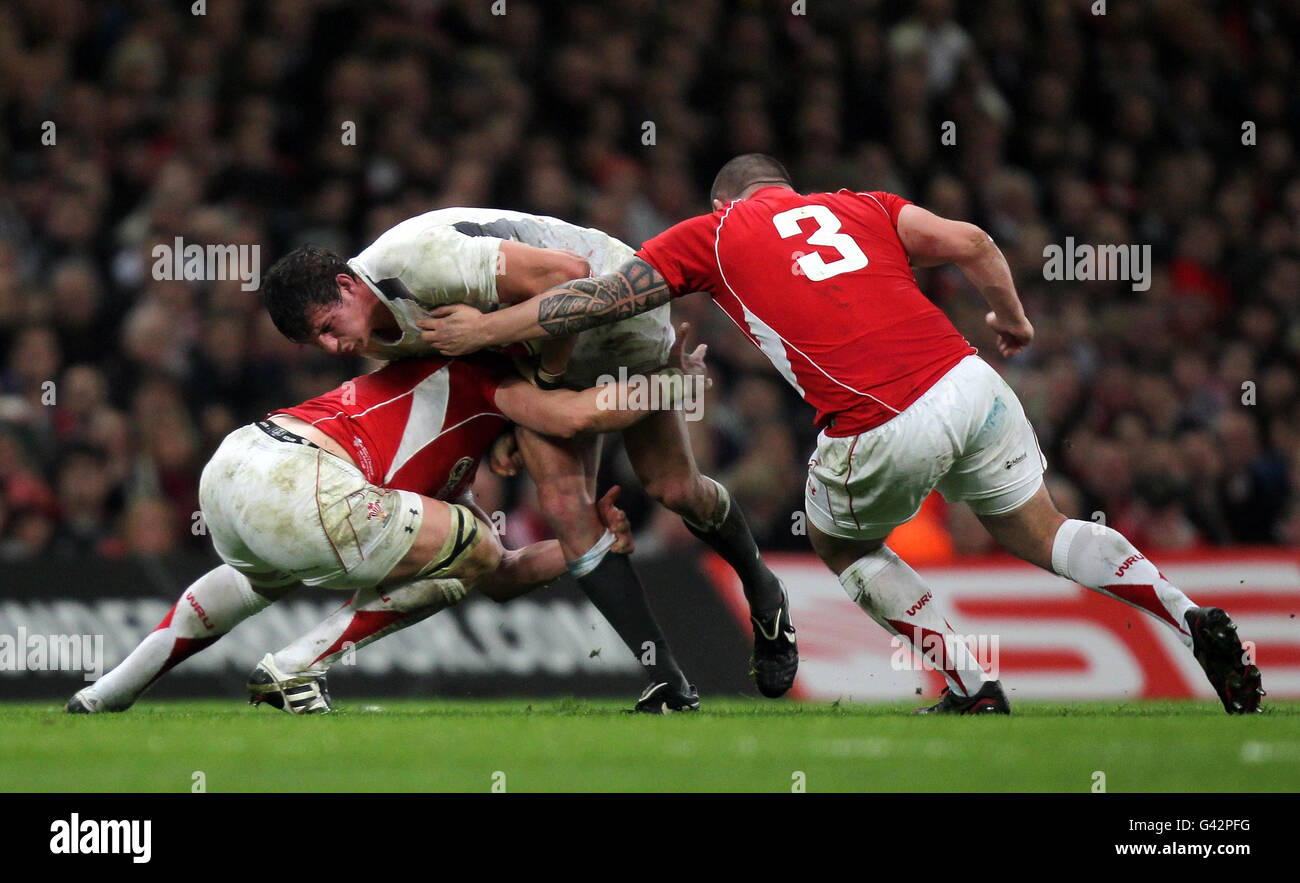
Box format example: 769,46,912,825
535,366,565,390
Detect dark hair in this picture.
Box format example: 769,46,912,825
710,153,793,206
261,245,355,342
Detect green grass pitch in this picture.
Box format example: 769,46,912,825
2,699,1298,792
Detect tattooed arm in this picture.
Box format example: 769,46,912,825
535,258,673,336
418,257,676,356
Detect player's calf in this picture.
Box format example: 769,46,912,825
514,425,694,695
266,578,467,689
680,476,785,615
624,410,784,618
983,485,1266,713
816,528,995,704
675,475,794,695
67,566,281,713
981,485,1198,639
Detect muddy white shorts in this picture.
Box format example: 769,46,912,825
199,422,424,590
508,304,674,389
804,355,1046,540
564,304,675,388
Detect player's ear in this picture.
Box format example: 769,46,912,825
337,273,371,306
711,198,725,211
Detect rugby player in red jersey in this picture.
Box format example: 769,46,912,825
67,332,704,714
421,154,1263,715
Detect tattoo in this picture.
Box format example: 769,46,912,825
537,258,672,337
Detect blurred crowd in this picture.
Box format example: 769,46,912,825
0,0,1297,564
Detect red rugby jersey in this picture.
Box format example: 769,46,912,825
636,188,975,436
276,354,511,500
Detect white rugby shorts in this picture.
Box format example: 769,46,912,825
563,304,676,388
804,355,1046,540
199,423,424,590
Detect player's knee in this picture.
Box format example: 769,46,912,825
979,489,1065,571
462,526,504,583
408,504,502,584
809,524,884,575
645,474,704,517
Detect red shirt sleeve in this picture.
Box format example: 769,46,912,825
857,191,913,227
455,353,514,414
635,213,719,296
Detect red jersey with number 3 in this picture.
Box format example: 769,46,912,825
274,354,511,499
636,188,975,436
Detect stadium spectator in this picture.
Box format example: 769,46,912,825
0,0,1295,561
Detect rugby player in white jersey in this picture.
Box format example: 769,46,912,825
259,208,798,710
67,338,702,714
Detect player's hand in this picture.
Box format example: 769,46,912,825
488,430,524,477
597,485,635,555
668,322,711,387
985,311,1034,358
552,248,591,272
418,304,490,355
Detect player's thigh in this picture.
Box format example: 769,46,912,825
514,426,597,495
581,432,602,497
934,358,1047,520
514,426,604,542
388,496,502,585
622,407,703,490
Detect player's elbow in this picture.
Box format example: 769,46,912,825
953,224,996,264
538,396,593,439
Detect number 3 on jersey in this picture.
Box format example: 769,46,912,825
772,205,868,281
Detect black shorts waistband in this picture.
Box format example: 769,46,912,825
256,420,319,449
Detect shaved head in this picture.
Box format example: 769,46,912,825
710,153,793,206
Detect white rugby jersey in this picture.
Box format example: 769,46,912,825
349,207,635,361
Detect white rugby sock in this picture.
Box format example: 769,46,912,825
1051,519,1196,647
271,578,467,674
89,565,270,710
839,546,991,697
